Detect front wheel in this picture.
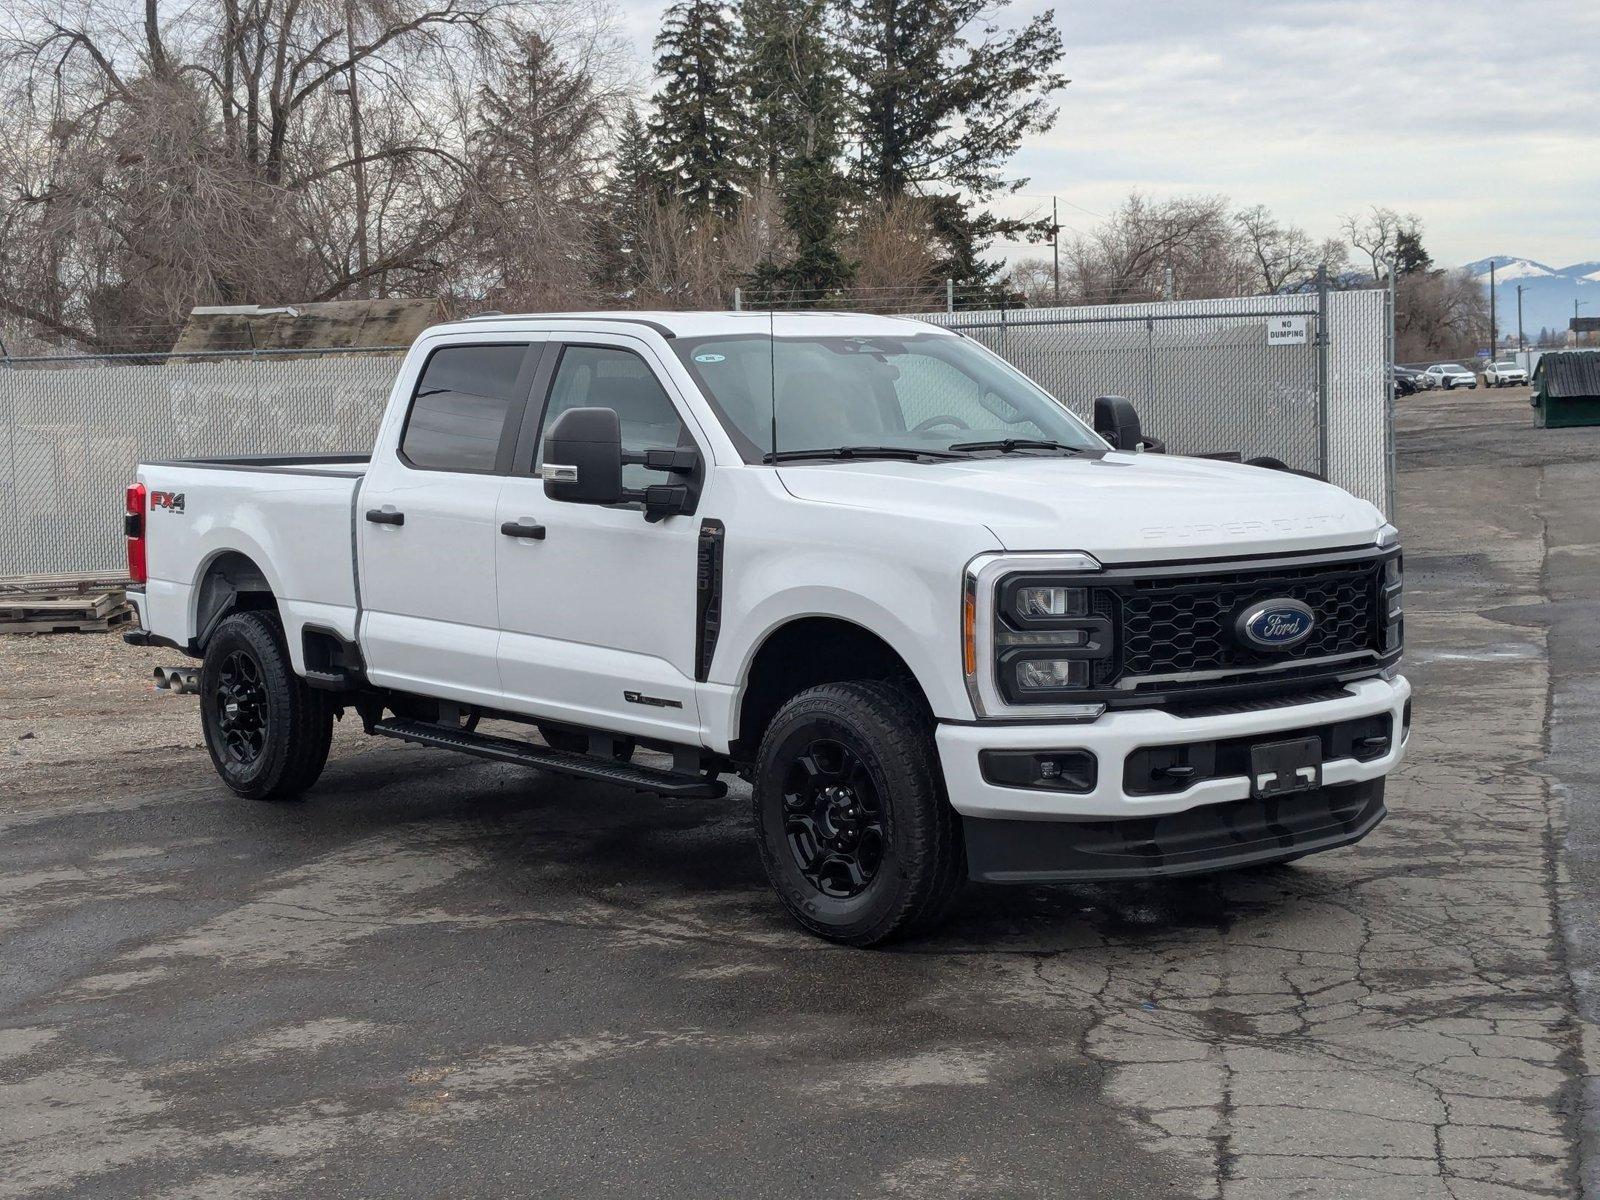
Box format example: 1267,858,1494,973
752,680,964,946
200,610,333,800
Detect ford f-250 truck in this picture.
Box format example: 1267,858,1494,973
123,311,1409,945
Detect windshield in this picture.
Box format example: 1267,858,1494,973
1438,364,1468,372
1494,361,1518,370
672,333,1103,462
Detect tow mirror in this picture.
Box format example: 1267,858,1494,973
1094,395,1163,452
542,407,624,505
541,406,699,521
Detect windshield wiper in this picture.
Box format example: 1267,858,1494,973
946,438,1087,455
763,445,964,463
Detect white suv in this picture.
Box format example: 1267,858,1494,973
1423,363,1479,390
1484,359,1528,388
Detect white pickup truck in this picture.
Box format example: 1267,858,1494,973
124,311,1409,944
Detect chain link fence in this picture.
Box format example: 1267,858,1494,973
1,290,1393,578
0,349,402,577
918,289,1393,514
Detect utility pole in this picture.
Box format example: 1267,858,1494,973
1488,260,1497,357
343,2,370,293
1517,284,1525,365
1051,197,1061,304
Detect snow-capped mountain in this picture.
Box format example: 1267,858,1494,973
1464,257,1600,340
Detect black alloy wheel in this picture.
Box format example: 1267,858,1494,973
752,679,965,946
781,737,887,899
200,610,333,801
213,649,269,766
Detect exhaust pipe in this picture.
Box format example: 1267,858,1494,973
153,665,200,695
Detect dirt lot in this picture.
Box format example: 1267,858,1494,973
2,384,1596,1199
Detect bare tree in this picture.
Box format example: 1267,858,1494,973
1234,204,1327,294
1340,205,1421,285
842,195,942,312
1060,194,1255,304
1395,268,1489,361
0,0,622,349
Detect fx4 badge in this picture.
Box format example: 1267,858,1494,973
151,490,186,513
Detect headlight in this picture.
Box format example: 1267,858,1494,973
1380,551,1403,654
1015,585,1087,619
993,573,1112,701
1015,657,1088,690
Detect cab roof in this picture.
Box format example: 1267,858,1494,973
431,310,952,341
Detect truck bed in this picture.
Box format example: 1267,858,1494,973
134,455,369,667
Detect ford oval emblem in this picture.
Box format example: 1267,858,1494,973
1236,599,1316,651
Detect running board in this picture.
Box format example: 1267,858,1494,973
370,718,727,799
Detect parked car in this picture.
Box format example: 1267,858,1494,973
1423,363,1479,390
1392,365,1427,395
122,311,1409,946
1484,359,1529,388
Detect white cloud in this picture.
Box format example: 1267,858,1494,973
610,0,1599,266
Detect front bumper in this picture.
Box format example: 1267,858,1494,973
937,674,1410,880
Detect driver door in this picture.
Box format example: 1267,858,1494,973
493,336,705,742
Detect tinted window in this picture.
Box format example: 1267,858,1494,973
539,346,688,491
400,344,530,472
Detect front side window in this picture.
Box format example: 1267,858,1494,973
538,345,689,490
400,343,531,472
672,333,1102,461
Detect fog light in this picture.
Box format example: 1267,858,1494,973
980,749,1097,793
1016,586,1087,619
1016,658,1088,690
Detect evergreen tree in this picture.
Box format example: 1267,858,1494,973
736,0,850,298
651,1,743,221
837,0,1067,289
595,105,662,295
1394,227,1432,276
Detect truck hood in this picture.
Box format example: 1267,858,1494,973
776,452,1384,562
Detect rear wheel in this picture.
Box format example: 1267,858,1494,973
752,680,964,946
200,610,333,800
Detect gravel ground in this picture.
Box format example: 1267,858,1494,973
1,383,1595,1199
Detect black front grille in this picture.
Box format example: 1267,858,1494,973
1100,556,1385,683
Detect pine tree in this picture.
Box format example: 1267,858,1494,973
837,0,1067,290
736,0,850,298
595,105,661,295
650,0,743,222
1394,227,1432,277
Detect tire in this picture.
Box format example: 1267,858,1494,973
199,610,333,801
752,680,964,946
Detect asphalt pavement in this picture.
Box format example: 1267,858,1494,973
1,383,1594,1198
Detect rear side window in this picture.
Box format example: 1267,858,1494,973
400,344,531,472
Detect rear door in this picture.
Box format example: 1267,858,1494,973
493,335,706,742
358,338,544,703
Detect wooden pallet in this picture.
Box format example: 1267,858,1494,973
0,573,134,595
0,604,134,635
0,576,133,634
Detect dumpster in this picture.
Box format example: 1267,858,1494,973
1532,351,1600,428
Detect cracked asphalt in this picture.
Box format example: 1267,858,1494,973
2,384,1596,1198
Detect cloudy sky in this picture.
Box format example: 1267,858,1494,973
607,0,1600,269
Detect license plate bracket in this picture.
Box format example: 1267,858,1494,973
1249,735,1323,799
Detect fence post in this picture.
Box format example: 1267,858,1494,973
1385,256,1397,516
1145,316,1156,407
1317,264,1331,480
946,279,954,313
733,287,742,312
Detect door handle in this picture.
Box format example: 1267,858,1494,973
365,508,404,526
500,519,546,540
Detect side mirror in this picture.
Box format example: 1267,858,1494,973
1094,395,1162,452
542,407,623,505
